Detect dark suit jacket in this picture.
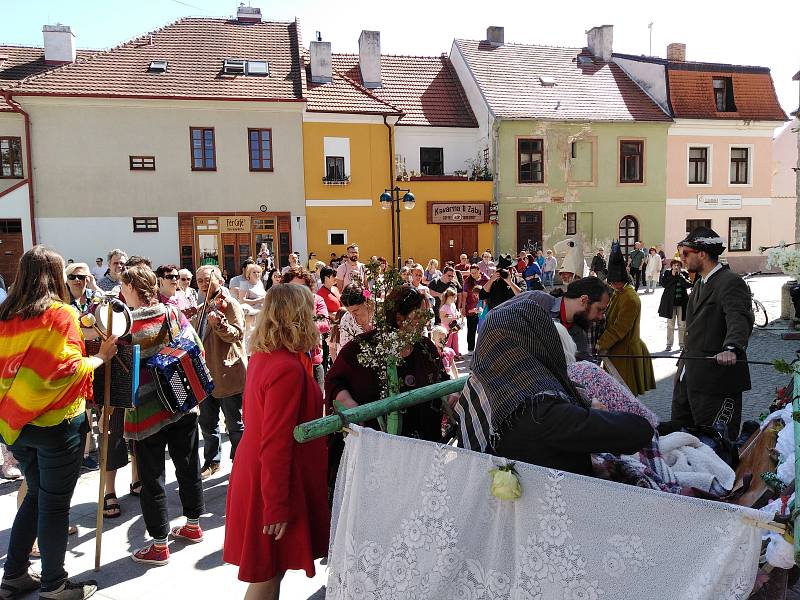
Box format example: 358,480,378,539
683,265,753,394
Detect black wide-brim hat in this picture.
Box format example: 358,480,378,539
678,226,726,256
497,254,514,270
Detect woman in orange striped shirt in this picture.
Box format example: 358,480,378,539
0,246,117,600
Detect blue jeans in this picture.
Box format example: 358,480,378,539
3,413,85,591
543,271,554,287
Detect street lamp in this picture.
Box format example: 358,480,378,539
380,186,415,268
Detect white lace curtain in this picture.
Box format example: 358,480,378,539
328,427,766,600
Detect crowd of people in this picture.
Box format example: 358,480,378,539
0,225,755,599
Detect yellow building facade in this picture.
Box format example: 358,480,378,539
302,118,494,265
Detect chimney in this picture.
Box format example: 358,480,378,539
42,24,76,65
358,30,381,89
309,40,332,84
236,4,262,23
586,25,613,62
486,26,504,47
667,43,686,62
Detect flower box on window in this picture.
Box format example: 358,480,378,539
322,175,351,185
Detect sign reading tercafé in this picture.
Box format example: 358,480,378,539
220,216,252,233
427,202,489,224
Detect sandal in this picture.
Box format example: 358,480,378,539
103,493,121,519
129,481,142,497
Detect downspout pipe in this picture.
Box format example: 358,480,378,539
384,115,397,267
2,92,36,245
491,118,500,255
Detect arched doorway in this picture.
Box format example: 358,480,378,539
618,215,639,256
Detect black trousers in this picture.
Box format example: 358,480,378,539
629,267,642,290
466,315,479,352
198,393,244,466
134,412,204,540
671,370,742,440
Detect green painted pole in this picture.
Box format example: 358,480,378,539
294,376,468,443
386,360,402,435
794,369,800,563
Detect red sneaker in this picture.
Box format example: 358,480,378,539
171,524,203,543
131,543,170,565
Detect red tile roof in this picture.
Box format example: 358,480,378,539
1,45,96,110
323,54,477,127
8,18,303,102
668,68,788,121
301,56,402,117
455,40,671,122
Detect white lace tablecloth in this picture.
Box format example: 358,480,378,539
328,426,765,600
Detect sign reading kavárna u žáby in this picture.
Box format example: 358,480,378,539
696,195,742,210
427,202,489,224
220,216,252,233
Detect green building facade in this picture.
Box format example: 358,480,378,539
496,120,669,256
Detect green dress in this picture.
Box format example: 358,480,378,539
597,284,656,396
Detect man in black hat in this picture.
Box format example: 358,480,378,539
671,226,753,439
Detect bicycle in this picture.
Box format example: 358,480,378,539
742,271,768,328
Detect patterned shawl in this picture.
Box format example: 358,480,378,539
0,303,93,445
455,293,585,453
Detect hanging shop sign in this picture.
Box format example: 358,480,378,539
220,215,252,233
427,202,490,225
697,195,742,210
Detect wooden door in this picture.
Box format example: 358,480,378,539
516,211,542,253
0,219,23,286
221,233,253,282
439,225,478,265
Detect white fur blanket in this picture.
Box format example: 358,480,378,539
659,432,736,493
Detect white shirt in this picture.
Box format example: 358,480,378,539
701,263,724,284
91,265,106,280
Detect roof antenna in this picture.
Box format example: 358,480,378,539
316,31,322,42
648,22,653,56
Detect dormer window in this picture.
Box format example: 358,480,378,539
223,59,246,75
148,60,168,73
247,60,269,76
713,77,736,112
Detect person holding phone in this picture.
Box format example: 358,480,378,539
658,259,692,352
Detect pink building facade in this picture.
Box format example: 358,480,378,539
665,120,792,272
615,47,789,272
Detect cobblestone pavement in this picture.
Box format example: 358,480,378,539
0,275,794,599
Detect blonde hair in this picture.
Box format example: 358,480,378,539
430,325,448,346
65,262,91,276
442,288,457,302
250,284,320,354
426,259,439,271
245,263,262,279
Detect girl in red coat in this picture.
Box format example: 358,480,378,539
224,284,330,599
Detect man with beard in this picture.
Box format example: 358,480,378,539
670,226,753,439
527,276,609,361
335,243,367,290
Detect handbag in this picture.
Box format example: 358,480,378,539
85,340,140,408
146,306,214,413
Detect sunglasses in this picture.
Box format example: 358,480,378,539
679,248,699,258
180,277,192,281
162,274,179,280
67,274,88,281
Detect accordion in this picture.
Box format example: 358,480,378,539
147,337,214,413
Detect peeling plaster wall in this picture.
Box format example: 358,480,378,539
496,120,668,255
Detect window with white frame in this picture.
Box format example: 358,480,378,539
730,147,750,185
328,230,347,246
323,137,350,183
688,146,709,185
